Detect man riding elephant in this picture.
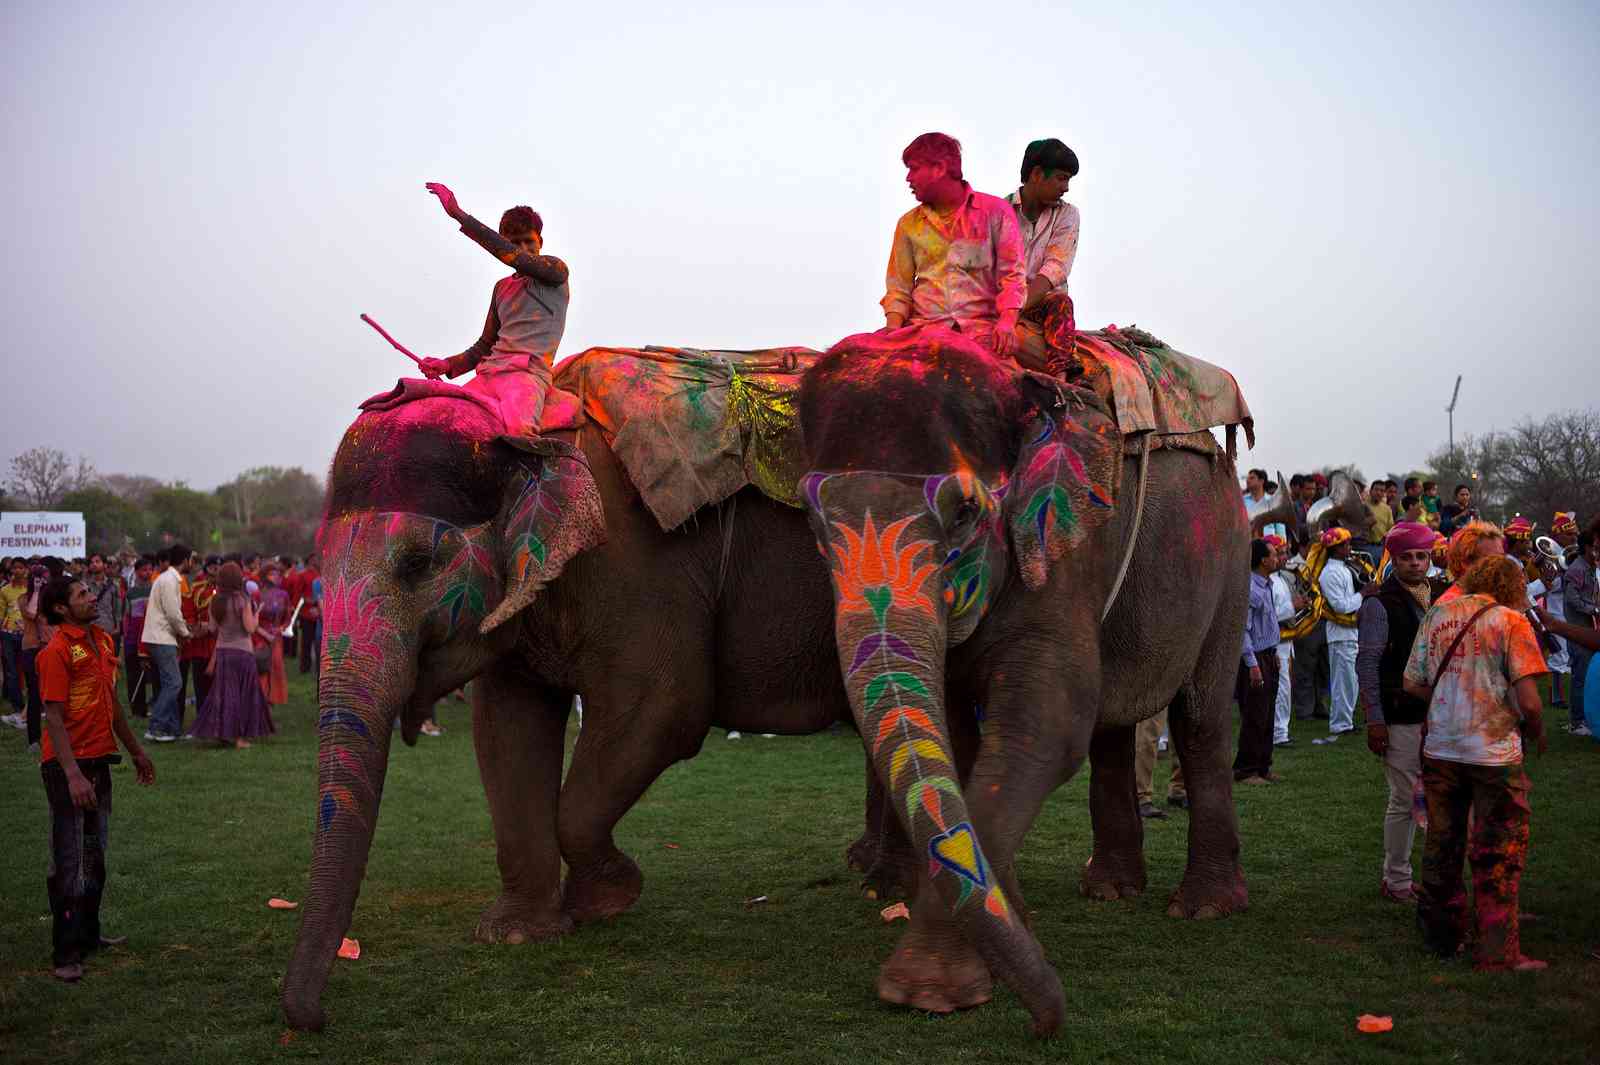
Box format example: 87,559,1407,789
880,132,1026,360
416,182,570,437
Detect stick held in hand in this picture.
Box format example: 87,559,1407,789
360,313,425,366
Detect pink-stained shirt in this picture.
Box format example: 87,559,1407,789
881,185,1026,338
1403,595,1548,766
1006,192,1080,292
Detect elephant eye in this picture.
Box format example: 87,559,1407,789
394,550,432,584
950,498,983,536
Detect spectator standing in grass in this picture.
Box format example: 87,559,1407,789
83,555,124,661
21,561,63,746
1316,527,1365,742
187,562,275,749
1562,521,1600,736
1266,534,1299,747
298,553,322,675
1404,556,1548,972
35,575,155,982
121,556,156,719
2,559,30,722
181,555,219,716
255,562,290,706
139,544,193,742
1357,522,1435,903
1235,539,1284,785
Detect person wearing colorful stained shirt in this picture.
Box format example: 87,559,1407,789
417,183,570,439
880,132,1026,358
34,576,155,982
1403,555,1548,972
1316,527,1366,741
1007,138,1081,372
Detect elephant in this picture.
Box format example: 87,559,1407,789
796,329,1251,1036
281,382,854,1031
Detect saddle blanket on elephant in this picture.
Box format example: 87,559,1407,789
548,345,822,530
1072,326,1254,449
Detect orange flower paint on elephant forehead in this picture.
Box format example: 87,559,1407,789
830,512,938,622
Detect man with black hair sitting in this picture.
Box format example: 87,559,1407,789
1008,138,1081,374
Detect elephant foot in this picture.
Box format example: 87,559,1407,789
1165,864,1249,919
1079,851,1148,902
848,840,916,902
877,925,993,1013
474,893,574,944
563,852,644,924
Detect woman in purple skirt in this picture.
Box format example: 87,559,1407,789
187,562,275,749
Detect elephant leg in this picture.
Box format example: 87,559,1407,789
557,657,713,924
847,752,917,900
880,668,1090,1009
471,667,573,944
1166,676,1249,919
1081,723,1149,901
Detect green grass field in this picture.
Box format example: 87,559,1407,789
2,671,1596,1064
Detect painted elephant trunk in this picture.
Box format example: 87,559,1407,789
820,511,1065,1035
282,676,395,1031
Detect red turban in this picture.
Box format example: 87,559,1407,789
1504,516,1533,538
1321,527,1351,548
1552,512,1578,534
1384,521,1435,554
1263,534,1286,549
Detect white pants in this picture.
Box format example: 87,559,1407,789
1328,637,1358,733
1273,643,1293,743
1381,723,1423,890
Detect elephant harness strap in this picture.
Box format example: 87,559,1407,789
1102,432,1151,624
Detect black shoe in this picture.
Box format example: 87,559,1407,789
1138,801,1169,820
1167,794,1189,809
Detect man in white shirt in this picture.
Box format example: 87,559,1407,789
1265,535,1299,746
139,543,193,742
1007,138,1081,374
1315,527,1368,742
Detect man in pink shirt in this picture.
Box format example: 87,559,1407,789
881,133,1026,358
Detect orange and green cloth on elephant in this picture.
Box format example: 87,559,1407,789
416,182,571,438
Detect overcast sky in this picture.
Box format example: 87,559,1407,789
4,1,1596,492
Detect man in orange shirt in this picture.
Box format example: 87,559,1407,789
35,577,156,982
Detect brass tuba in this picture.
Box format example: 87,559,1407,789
1249,470,1296,537
1306,472,1372,538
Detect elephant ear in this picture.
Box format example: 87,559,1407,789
1007,381,1121,591
480,435,607,634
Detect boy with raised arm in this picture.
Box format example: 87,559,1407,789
417,183,571,437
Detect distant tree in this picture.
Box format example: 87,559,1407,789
58,486,150,555
1491,410,1600,526
1426,432,1513,520
102,473,165,508
6,447,96,509
147,484,222,549
217,466,324,528
242,515,317,557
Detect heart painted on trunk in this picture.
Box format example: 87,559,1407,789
928,821,988,889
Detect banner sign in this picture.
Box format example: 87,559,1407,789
0,512,87,554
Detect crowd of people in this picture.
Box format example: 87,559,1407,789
1216,470,1597,973
0,547,323,754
